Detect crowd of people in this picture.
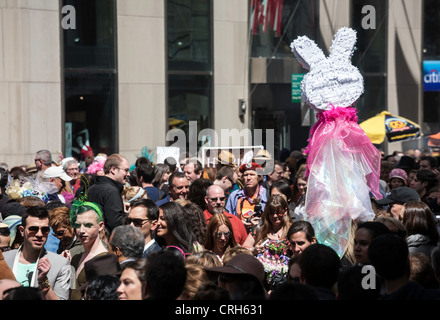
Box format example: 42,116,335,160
1,146,440,301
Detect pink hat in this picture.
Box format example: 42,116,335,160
389,168,407,182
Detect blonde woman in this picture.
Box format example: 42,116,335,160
243,195,293,256
122,186,148,214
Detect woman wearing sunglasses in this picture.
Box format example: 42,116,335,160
48,206,84,259
204,213,238,261
242,195,293,290
243,195,293,254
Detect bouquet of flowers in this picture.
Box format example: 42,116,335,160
256,239,290,289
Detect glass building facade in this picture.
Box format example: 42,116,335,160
52,0,428,165
423,0,440,133
250,0,320,156
166,0,213,152
351,0,388,122
62,0,118,159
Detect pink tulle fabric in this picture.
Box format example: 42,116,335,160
303,105,382,257
305,106,382,199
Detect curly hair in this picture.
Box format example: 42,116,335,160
49,206,71,229
181,201,207,245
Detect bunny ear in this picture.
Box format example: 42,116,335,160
329,27,357,63
290,36,326,70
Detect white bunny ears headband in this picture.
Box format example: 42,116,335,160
290,27,364,112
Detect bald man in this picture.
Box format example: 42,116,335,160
204,185,248,245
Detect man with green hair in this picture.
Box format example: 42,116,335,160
69,200,108,300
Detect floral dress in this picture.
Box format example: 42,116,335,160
253,233,290,290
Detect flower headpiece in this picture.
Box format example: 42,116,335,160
5,177,58,203
86,155,106,174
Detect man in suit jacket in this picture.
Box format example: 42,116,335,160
126,199,162,258
3,206,71,300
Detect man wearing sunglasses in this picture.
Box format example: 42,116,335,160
125,199,161,258
3,206,71,300
204,185,248,245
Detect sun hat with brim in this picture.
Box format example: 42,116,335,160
2,215,22,246
253,149,272,161
376,186,420,205
217,150,236,167
43,166,72,182
79,254,122,291
26,164,37,174
205,253,265,286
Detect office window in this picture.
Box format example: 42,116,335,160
250,0,319,58
167,0,213,152
62,0,118,159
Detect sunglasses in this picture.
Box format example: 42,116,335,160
209,197,226,202
125,217,150,227
269,211,285,217
28,226,50,234
215,231,231,238
0,246,11,252
52,229,68,237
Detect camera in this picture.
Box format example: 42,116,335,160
253,203,263,218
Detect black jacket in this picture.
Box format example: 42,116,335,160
87,176,125,232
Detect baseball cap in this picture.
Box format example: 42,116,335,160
43,166,72,182
376,186,420,205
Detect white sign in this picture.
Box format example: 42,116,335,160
156,146,180,165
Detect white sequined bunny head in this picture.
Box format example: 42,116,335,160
290,27,364,112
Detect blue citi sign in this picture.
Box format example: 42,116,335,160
423,61,440,92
